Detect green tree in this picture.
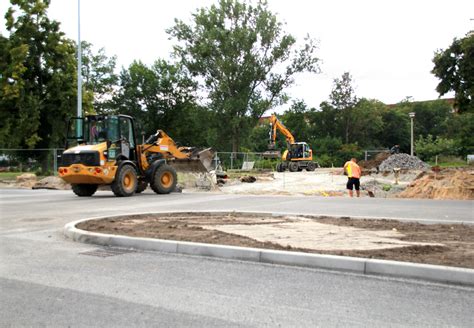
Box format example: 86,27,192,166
329,72,358,143
1,0,77,149
415,134,456,161
379,108,410,151
111,60,207,146
80,41,118,114
309,101,338,139
445,112,474,156
168,0,320,152
432,33,474,113
244,124,271,152
281,100,311,142
350,98,385,147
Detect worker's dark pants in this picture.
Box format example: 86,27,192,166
346,177,360,190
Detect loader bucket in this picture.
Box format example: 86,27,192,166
168,148,214,172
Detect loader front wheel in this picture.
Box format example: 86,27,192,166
72,184,98,197
111,164,137,197
151,164,177,194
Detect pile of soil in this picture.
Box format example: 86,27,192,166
77,213,474,268
398,169,474,200
359,152,390,170
33,176,71,190
16,173,37,188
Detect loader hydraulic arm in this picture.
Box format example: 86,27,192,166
269,114,295,148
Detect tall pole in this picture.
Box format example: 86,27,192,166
77,0,82,118
409,112,415,156
410,117,413,156
76,0,82,137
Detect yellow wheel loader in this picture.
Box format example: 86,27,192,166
58,114,213,197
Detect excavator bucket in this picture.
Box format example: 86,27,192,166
168,148,214,172
263,150,281,159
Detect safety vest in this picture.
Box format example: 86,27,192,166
345,161,361,178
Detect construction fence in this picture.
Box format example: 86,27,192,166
0,149,280,175
213,152,279,171
3,148,465,176
0,149,63,176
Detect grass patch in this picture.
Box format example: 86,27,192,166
0,172,23,180
427,156,471,168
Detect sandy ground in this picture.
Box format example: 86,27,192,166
218,169,417,197
78,213,474,268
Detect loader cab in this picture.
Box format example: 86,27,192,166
66,114,138,162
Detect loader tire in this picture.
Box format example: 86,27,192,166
136,181,148,194
288,162,299,172
111,164,137,197
72,184,98,197
306,162,316,171
151,164,177,194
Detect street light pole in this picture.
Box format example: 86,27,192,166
76,0,82,137
409,112,415,156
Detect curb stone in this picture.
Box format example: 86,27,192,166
64,211,474,286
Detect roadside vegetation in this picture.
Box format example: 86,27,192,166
1,0,472,168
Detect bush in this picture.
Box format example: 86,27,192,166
415,134,457,161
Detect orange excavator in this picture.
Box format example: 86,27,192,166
266,114,317,172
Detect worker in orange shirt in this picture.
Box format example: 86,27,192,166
344,157,362,197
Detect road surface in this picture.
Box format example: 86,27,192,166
1,189,473,326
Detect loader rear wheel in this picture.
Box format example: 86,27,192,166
111,164,137,197
72,184,98,197
306,162,316,171
288,162,299,172
151,164,177,194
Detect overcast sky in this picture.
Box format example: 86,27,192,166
1,0,473,111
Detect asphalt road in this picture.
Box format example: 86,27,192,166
1,189,473,327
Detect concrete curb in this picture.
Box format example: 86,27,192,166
64,211,474,286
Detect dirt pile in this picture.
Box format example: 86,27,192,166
33,176,71,190
16,173,37,188
359,152,390,170
379,153,430,172
398,169,474,200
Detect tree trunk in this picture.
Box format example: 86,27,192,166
232,135,239,153
345,122,349,144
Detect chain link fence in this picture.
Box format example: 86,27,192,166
0,149,279,176
213,152,278,171
0,149,63,176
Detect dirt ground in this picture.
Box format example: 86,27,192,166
78,213,474,269
2,167,472,200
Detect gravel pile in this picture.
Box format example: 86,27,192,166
378,153,430,172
